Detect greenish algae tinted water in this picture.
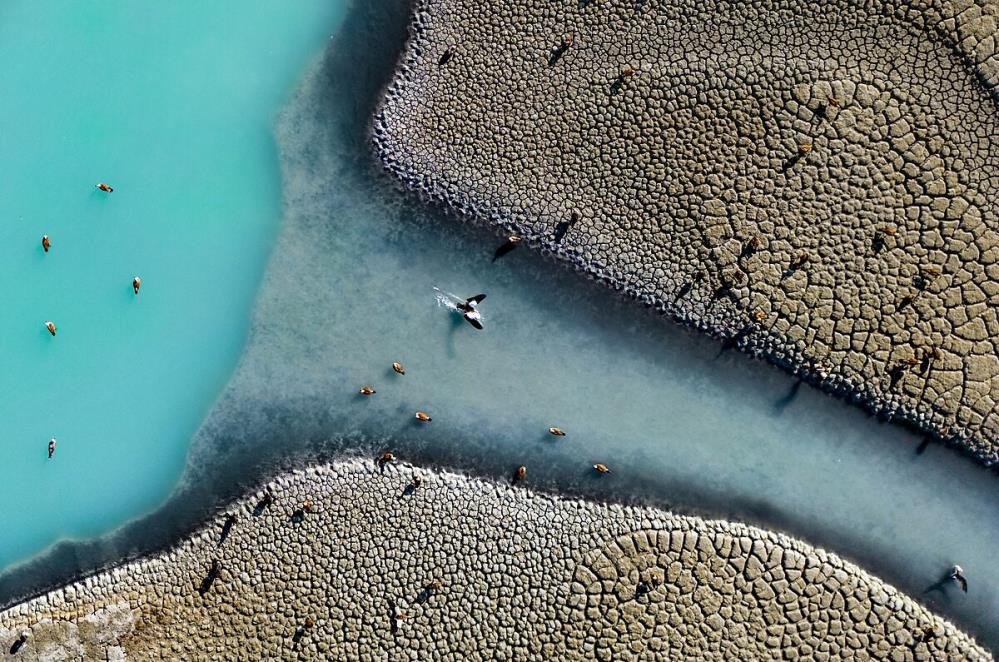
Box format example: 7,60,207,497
0,1,344,570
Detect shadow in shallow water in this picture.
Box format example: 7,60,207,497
773,379,803,414
2,0,999,654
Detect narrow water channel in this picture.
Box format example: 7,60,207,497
2,0,996,653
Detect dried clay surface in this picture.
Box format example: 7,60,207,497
373,0,999,462
0,461,989,660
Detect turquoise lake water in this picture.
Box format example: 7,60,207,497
1,0,998,653
0,1,343,569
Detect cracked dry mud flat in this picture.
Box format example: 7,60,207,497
0,461,989,660
374,0,999,462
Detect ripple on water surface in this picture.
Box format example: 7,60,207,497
0,1,344,569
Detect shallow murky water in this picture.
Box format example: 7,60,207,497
193,1,999,648
2,0,997,652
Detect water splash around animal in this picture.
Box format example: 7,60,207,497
433,287,487,324
433,287,462,312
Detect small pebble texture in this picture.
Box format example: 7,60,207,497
373,0,999,462
0,461,989,660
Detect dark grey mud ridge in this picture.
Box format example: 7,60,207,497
373,0,999,463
